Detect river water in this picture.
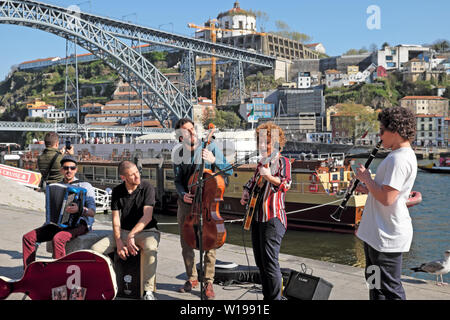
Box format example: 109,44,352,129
98,157,449,283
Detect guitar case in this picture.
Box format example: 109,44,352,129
0,250,117,300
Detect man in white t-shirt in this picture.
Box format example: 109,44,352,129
355,106,417,300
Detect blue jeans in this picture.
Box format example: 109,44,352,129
251,218,286,300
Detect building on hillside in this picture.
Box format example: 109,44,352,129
376,44,431,71
325,69,347,88
80,103,104,114
415,114,447,147
239,92,275,124
297,72,312,89
277,86,325,117
305,43,326,55
400,96,449,117
328,104,376,144
258,113,318,139
216,1,256,38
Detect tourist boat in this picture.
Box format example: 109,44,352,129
68,151,366,233
418,156,450,174
16,140,422,234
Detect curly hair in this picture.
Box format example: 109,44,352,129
378,106,416,141
255,122,286,151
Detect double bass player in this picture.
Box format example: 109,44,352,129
172,118,233,300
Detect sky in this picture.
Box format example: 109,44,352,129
0,0,449,80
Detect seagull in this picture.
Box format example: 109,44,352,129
411,250,450,286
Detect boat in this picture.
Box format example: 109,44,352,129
15,139,422,234
418,156,450,174
69,151,367,234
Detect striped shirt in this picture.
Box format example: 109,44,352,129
244,155,292,228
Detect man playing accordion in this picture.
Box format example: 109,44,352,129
22,155,96,268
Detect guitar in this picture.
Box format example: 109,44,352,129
243,163,269,231
0,250,117,300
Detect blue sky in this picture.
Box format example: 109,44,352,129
0,0,449,80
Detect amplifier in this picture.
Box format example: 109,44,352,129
283,271,333,300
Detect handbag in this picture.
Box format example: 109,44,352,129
38,151,61,192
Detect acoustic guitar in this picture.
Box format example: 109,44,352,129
243,163,268,231
0,250,117,300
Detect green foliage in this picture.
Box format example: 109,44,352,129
271,19,311,43
203,110,241,129
148,51,168,63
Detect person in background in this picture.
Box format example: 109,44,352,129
37,132,73,186
355,106,417,300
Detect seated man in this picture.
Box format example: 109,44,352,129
91,161,160,301
22,155,96,268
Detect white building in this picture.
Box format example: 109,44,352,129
305,43,326,55
46,109,77,120
376,44,431,71
297,72,312,88
217,1,257,39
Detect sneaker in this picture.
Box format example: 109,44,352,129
142,291,156,300
178,279,199,293
202,282,215,300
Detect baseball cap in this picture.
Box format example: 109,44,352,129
60,155,78,166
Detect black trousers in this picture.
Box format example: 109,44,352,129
251,218,286,300
363,242,406,300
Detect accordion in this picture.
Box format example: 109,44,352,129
45,183,87,229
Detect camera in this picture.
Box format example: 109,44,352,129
65,140,72,150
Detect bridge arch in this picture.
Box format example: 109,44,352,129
0,0,192,127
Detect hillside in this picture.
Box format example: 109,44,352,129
325,73,450,108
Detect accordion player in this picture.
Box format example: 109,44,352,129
45,183,87,229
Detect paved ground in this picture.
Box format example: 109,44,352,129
1,204,449,301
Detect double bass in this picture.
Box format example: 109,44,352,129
183,124,227,251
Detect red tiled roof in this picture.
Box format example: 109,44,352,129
130,120,162,128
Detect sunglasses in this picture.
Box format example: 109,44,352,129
63,166,77,171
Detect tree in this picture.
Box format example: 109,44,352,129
203,110,241,129
431,39,450,52
271,19,312,43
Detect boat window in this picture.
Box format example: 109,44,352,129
142,168,150,180
84,166,93,180
340,168,344,181
332,173,338,181
94,166,105,178
106,167,117,180
165,169,175,181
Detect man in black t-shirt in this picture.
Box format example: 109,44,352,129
91,161,160,300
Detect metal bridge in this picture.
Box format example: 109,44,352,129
0,0,276,129
0,121,172,135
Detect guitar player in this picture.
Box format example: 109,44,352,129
22,155,96,269
240,122,292,300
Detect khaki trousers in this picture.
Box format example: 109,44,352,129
91,228,160,292
177,199,216,284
